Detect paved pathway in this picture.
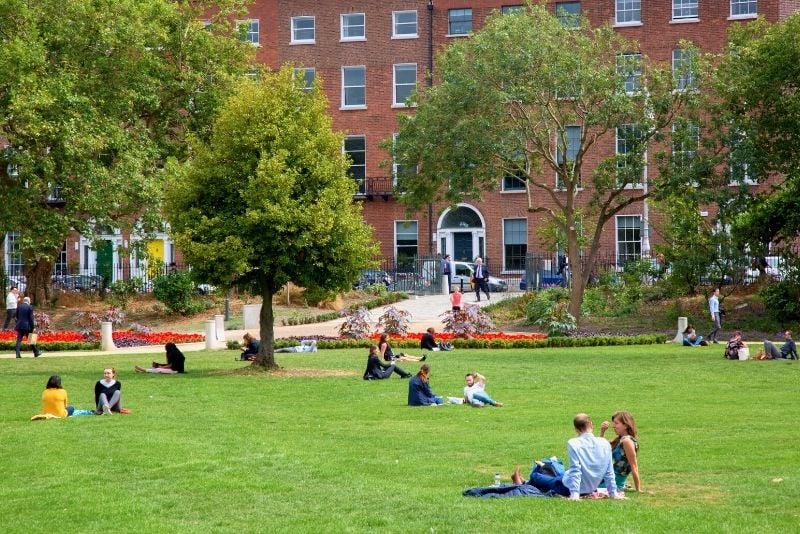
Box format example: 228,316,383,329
1,290,521,359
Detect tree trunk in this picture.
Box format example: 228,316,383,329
25,257,54,308
254,287,278,369
567,236,585,324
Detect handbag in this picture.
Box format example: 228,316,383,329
28,333,38,345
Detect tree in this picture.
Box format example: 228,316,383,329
164,67,377,369
0,0,252,304
392,4,698,321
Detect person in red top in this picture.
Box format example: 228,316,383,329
450,286,463,311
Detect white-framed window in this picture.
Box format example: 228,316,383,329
617,53,642,94
237,19,259,45
393,64,417,107
731,0,757,17
501,5,524,14
615,0,641,24
672,121,700,171
342,66,366,108
344,136,366,195
395,221,419,266
503,218,528,271
4,232,23,276
672,48,697,91
448,8,472,35
291,16,315,44
341,13,365,41
54,241,68,276
616,124,645,187
392,10,418,38
556,125,582,189
616,215,643,267
293,68,316,92
392,133,417,185
556,2,581,27
672,0,698,20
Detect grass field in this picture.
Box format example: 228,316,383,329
1,345,798,533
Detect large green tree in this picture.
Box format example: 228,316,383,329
164,67,377,369
393,4,698,321
0,0,252,303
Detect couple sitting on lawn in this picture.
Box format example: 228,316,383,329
408,367,503,407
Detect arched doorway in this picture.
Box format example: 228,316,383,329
436,205,485,262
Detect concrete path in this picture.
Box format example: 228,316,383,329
1,290,521,359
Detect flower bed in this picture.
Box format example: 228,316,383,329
0,330,204,351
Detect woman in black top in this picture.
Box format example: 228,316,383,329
94,367,122,414
378,333,425,362
363,345,411,380
135,343,186,373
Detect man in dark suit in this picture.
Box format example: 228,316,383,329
474,257,491,301
15,296,41,358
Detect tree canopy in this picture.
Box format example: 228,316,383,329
393,4,698,320
0,0,252,303
165,66,377,368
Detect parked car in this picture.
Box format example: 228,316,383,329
353,269,394,290
519,271,565,290
51,274,105,291
451,262,508,292
7,275,27,293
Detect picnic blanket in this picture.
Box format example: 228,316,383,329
462,483,551,498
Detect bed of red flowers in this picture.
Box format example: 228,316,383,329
0,330,204,349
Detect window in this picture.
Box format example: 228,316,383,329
617,53,642,93
731,0,757,17
392,10,418,38
393,64,417,107
503,219,528,271
237,19,259,45
4,232,23,276
448,8,472,35
342,66,366,108
291,16,315,43
503,150,527,191
393,133,417,184
672,48,697,91
54,242,68,276
341,13,365,40
616,215,642,267
501,5,524,14
344,136,366,194
293,67,316,92
556,2,581,27
615,0,641,24
503,174,526,191
672,121,700,171
395,221,418,266
617,124,645,187
556,126,582,189
672,0,698,19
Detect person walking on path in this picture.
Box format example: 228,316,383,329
15,296,40,358
450,286,463,311
442,254,453,293
4,286,19,330
708,288,721,344
473,258,490,302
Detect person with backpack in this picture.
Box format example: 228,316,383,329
724,330,746,360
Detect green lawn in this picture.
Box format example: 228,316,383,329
1,346,798,533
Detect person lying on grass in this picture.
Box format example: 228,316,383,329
379,333,426,362
463,372,503,407
363,345,411,380
135,342,185,374
600,411,641,492
275,339,318,353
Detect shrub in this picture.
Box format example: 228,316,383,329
152,272,205,315
525,288,576,336
759,280,800,321
338,307,373,339
33,310,52,333
440,304,495,337
73,311,101,335
375,306,411,335
108,277,143,310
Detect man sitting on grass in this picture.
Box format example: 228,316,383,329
463,372,503,407
763,330,798,360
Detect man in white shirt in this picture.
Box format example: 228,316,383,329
463,372,503,407
708,288,721,344
4,286,19,330
525,413,622,500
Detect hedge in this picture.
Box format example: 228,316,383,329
1,341,100,352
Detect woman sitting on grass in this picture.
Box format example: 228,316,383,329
682,324,706,346
408,364,443,406
41,375,74,417
94,367,122,415
240,333,260,361
379,333,426,363
724,331,746,360
363,345,411,380
600,411,641,492
135,343,186,374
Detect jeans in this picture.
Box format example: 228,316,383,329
528,472,570,497
3,309,15,329
470,391,498,406
97,391,122,411
763,340,784,359
709,313,721,342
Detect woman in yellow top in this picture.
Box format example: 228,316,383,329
41,375,74,417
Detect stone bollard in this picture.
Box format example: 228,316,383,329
243,304,261,330
673,316,688,343
205,320,218,350
101,321,116,351
214,314,226,343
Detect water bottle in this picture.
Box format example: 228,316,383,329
494,473,502,487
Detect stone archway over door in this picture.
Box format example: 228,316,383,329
436,205,486,262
